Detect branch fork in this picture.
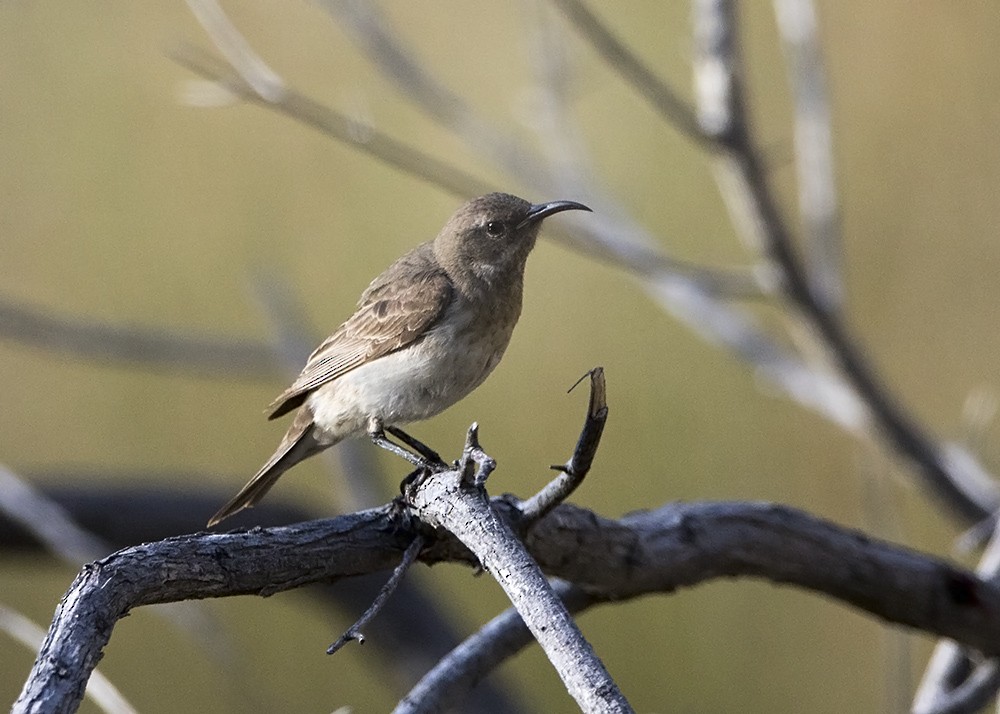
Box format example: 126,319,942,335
322,368,620,711
395,371,630,713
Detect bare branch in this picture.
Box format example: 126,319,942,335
0,604,137,714
1,479,529,710
0,298,274,379
12,506,405,714
519,368,608,522
327,534,425,654
173,45,495,200
773,0,843,312
693,0,745,143
547,0,706,144
913,518,1000,713
405,425,632,712
522,1,598,203
17,497,1000,714
913,641,998,714
0,464,111,564
396,580,596,714
690,0,999,523
184,0,284,101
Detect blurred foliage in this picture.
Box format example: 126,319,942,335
2,2,999,712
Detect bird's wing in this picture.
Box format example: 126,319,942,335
267,247,453,419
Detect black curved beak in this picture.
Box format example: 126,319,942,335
517,200,592,230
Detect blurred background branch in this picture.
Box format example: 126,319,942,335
0,298,274,379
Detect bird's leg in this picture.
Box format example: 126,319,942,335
367,419,435,469
386,426,445,466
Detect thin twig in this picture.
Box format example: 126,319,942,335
173,44,495,201
547,0,707,144
522,0,595,204
184,0,284,101
519,368,608,522
327,534,425,654
912,642,998,714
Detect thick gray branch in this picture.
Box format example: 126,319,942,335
15,501,1000,714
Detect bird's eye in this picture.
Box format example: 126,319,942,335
485,220,505,237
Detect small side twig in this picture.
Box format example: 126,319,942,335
327,534,425,654
519,368,608,522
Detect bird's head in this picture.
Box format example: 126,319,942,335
434,192,591,291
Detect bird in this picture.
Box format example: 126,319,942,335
208,192,591,526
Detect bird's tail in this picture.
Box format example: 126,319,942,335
207,407,332,527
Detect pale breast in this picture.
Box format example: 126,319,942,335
307,293,518,438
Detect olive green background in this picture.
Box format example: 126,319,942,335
2,2,999,712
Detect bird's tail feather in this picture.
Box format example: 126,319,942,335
207,408,332,527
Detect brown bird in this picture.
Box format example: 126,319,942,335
208,192,591,526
